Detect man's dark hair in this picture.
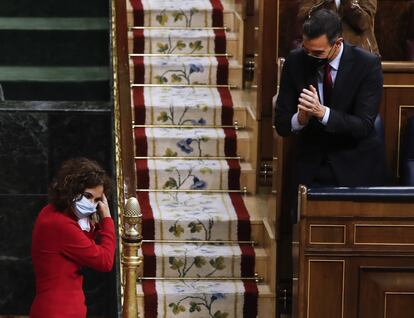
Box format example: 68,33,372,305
49,158,112,213
303,9,342,45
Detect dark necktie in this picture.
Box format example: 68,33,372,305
323,64,333,106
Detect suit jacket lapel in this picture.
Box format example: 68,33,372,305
332,43,354,109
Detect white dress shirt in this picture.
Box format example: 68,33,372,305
335,0,341,9
291,42,344,131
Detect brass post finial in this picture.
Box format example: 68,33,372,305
122,197,142,318
123,197,142,240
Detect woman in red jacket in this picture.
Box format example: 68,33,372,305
30,158,116,318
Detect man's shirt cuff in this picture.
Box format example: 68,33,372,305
320,107,330,125
291,112,306,131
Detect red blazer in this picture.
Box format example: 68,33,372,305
30,204,115,318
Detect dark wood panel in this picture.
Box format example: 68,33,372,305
359,268,414,318
309,225,345,244
355,224,414,245
386,294,414,318
307,260,344,318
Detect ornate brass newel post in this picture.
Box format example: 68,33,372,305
122,197,142,318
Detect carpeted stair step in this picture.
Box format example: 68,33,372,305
136,159,241,190
132,86,248,127
136,159,256,193
0,18,108,66
0,0,108,17
130,56,242,87
137,191,252,242
134,127,253,159
132,86,235,126
140,242,257,278
127,0,229,28
127,0,240,31
138,280,259,318
129,29,241,63
129,28,226,54
0,66,110,100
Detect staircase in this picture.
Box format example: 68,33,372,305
124,0,276,316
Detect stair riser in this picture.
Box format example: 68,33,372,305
128,35,239,60
135,130,249,160
136,162,254,192
138,250,266,279
136,292,276,318
129,60,243,87
133,105,246,127
127,11,237,31
0,30,109,66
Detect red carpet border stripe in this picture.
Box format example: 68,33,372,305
227,159,241,190
214,29,227,54
132,56,145,84
229,193,252,241
135,159,150,189
130,0,144,26
243,280,259,318
216,56,229,85
132,87,146,124
210,0,224,27
132,29,145,53
240,244,256,277
142,243,156,277
223,128,238,157
218,87,234,125
137,192,155,240
142,280,158,318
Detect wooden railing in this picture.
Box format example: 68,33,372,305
111,0,140,317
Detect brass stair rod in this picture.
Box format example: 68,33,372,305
136,188,248,194
130,26,229,31
131,83,238,89
138,275,264,282
130,53,233,57
134,156,242,160
121,197,143,318
133,124,244,129
142,239,257,246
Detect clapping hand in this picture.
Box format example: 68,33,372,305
298,85,326,120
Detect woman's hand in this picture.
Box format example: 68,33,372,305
97,193,111,219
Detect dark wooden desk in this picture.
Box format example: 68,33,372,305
293,186,414,318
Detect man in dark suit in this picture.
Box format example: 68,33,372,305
274,9,387,187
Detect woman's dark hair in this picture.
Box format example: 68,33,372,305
49,158,112,212
303,9,342,45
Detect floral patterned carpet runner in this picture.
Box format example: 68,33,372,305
132,29,226,54
130,1,258,317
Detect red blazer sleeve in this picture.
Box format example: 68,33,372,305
61,217,115,272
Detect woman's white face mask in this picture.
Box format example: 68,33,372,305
73,195,98,219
